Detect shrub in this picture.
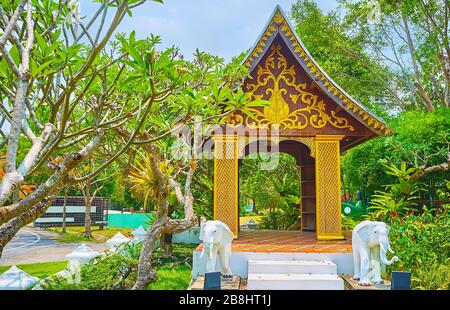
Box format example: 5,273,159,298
342,109,450,199
342,215,358,231
411,261,450,290
385,205,450,289
42,243,196,290
43,243,141,290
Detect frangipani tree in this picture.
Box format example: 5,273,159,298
0,0,256,259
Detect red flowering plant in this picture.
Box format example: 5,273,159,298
386,204,450,289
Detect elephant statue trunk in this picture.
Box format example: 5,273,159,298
380,242,398,265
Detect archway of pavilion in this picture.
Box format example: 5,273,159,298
211,6,391,240
239,139,314,232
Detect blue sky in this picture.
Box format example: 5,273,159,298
81,0,338,61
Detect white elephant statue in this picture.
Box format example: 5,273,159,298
352,220,399,286
199,220,233,278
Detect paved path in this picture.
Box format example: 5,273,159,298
0,227,108,266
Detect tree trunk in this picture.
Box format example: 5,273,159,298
252,198,258,214
408,162,449,182
160,233,173,258
132,219,167,290
62,189,68,233
402,14,435,112
84,179,92,239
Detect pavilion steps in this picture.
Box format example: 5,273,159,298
247,260,344,290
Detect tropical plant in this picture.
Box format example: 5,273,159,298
368,162,424,219
341,215,358,231
342,109,450,199
0,0,196,256
128,154,174,211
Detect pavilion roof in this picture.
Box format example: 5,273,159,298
241,5,392,137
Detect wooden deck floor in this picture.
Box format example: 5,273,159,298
196,230,352,253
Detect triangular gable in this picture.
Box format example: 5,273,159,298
239,5,391,137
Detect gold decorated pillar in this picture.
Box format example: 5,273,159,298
315,135,344,240
213,135,239,237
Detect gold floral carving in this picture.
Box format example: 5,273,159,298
230,44,354,131
278,20,392,135
239,8,393,136
273,10,284,24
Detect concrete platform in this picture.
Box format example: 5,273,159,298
192,231,353,280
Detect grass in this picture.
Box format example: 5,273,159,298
0,244,196,290
147,265,192,290
45,226,133,243
0,261,67,279
146,244,196,290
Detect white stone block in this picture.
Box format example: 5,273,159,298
106,232,131,251
248,260,337,275
131,225,147,242
0,266,39,290
65,243,100,267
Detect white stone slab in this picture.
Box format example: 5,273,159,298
248,260,337,275
35,217,74,223
247,273,344,290
45,206,96,213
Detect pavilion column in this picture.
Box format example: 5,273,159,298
315,135,344,240
213,135,239,237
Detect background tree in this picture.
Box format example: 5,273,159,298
291,0,450,113
342,109,450,199
239,153,301,230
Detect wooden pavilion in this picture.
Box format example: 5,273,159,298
212,6,391,240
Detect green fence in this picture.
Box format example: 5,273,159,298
107,213,150,229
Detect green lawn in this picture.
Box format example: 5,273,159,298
45,226,133,243
147,265,192,290
0,261,68,279
0,244,196,290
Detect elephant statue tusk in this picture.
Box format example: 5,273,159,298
387,243,395,254
380,243,399,265
200,243,206,258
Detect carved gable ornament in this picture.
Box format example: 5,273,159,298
227,6,391,142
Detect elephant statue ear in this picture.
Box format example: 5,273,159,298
219,222,234,247
356,221,370,241
199,223,205,241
